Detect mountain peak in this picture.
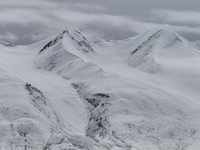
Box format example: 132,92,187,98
65,27,82,35
38,27,94,55
34,27,96,71
160,25,181,39
160,24,174,31
128,25,188,74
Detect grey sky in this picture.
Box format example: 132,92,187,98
0,0,200,45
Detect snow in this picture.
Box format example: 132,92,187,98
191,40,200,51
0,25,200,149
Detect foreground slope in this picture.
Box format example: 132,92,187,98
0,26,200,149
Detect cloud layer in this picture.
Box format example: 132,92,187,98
0,0,200,45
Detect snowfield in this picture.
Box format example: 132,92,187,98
0,25,200,149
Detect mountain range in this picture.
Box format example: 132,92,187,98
0,25,200,150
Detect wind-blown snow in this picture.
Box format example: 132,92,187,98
0,25,200,149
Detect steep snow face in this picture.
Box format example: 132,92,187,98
33,31,79,71
1,25,200,150
34,28,105,82
127,26,188,74
128,29,162,73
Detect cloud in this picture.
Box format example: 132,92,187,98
149,9,200,40
152,9,200,25
0,0,152,44
1,0,200,44
0,8,51,25
0,32,18,43
0,0,113,44
0,0,55,8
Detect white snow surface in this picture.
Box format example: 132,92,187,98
0,26,200,149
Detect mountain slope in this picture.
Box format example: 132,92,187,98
0,68,75,149
0,26,200,149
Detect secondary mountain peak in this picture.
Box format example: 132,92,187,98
127,25,192,74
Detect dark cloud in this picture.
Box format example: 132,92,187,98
0,0,200,45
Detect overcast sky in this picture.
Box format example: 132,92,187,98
0,0,200,45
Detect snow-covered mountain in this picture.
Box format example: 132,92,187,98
0,25,200,150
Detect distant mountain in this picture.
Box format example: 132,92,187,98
0,41,14,47
0,25,200,149
191,40,200,51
